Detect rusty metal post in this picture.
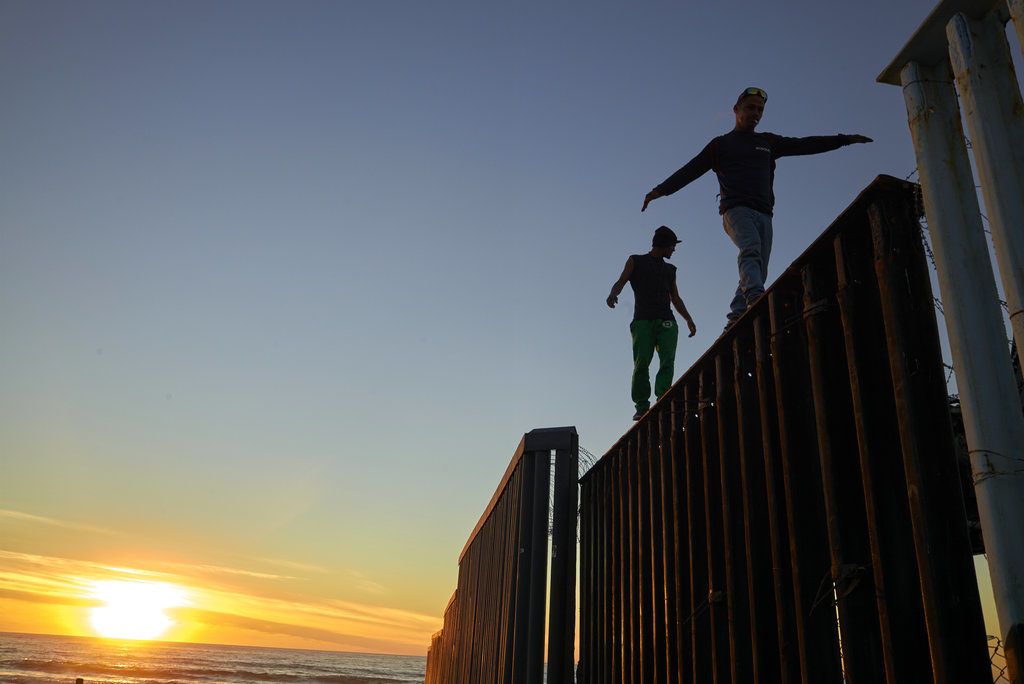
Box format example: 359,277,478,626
716,351,754,682
698,368,730,683
616,448,630,682
622,438,638,684
525,449,551,683
510,452,536,684
646,415,669,683
768,288,843,684
635,427,655,682
598,464,606,684
834,229,931,683
870,197,992,683
668,398,690,684
733,333,781,682
684,381,710,684
802,259,884,682
754,314,799,684
501,468,523,684
581,475,589,684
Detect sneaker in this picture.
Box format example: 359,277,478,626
632,408,647,421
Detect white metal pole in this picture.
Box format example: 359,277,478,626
1010,0,1024,64
900,59,1024,683
947,11,1024,374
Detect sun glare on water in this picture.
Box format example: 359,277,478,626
89,580,187,640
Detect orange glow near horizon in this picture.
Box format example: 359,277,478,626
88,580,188,641
0,547,442,654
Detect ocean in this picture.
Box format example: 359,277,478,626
0,632,425,684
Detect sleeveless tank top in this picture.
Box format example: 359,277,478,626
628,253,675,321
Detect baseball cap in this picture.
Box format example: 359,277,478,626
652,225,681,247
736,86,768,105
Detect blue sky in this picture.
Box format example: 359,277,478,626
1,0,1012,651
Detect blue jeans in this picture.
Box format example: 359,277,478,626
722,206,773,323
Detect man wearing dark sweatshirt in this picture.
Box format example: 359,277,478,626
641,87,872,327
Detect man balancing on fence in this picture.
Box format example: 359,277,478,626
641,87,872,329
607,225,697,421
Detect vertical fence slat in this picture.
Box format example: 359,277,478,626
717,350,754,683
526,450,551,683
699,368,730,683
684,380,711,684
754,313,800,684
733,333,781,682
669,397,691,684
802,259,886,682
610,450,626,679
628,435,645,684
636,423,656,683
548,438,579,684
657,406,681,684
834,229,931,683
769,286,844,684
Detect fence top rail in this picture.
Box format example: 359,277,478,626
581,174,919,483
877,0,1008,84
458,426,577,563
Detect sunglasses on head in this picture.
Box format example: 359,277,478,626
740,87,768,102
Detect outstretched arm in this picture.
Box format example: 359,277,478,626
642,141,715,212
607,257,634,309
770,133,873,158
671,281,696,337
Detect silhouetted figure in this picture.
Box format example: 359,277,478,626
642,86,872,328
607,226,697,420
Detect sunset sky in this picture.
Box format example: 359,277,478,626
1,0,1013,655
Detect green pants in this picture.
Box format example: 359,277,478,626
631,318,678,412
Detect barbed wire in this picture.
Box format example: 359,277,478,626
578,445,598,474
574,444,599,540
907,163,1016,398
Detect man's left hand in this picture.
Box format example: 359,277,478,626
686,319,696,337
846,134,873,144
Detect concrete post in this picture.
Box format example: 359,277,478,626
947,11,1024,374
901,59,1024,683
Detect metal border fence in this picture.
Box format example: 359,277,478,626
577,176,992,683
425,427,578,684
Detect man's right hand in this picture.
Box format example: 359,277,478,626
606,295,618,309
641,189,660,212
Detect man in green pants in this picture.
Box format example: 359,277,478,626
607,226,697,420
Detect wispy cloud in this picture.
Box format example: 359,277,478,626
346,570,387,596
0,587,99,607
160,561,298,582
245,556,330,575
0,509,115,536
174,607,421,653
0,548,440,654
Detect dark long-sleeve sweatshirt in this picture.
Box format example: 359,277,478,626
654,130,854,216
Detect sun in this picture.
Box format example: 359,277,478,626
89,580,187,640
